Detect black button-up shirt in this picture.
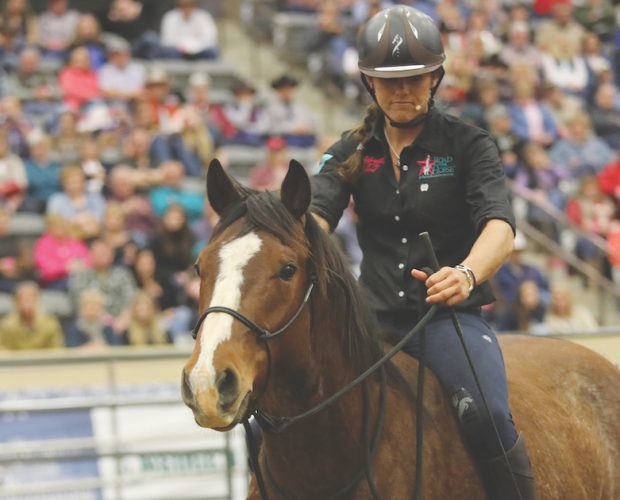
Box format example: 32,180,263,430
310,109,515,316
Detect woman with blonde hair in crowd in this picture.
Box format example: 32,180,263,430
46,164,105,239
543,283,598,334
177,105,213,177
124,291,168,346
540,33,589,97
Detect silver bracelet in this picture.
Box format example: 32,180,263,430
454,264,476,293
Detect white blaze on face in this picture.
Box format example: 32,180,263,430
189,232,262,392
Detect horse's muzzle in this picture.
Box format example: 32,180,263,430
181,367,251,431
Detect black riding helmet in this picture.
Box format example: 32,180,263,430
358,5,445,128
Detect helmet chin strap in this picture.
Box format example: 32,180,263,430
361,70,444,129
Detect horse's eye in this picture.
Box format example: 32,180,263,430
278,263,297,281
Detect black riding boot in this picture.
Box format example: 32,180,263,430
478,433,537,500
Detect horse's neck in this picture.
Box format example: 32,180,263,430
261,309,361,415
259,313,375,493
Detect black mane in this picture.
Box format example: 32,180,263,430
211,189,383,371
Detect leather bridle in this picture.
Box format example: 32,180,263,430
190,269,437,500
189,231,523,500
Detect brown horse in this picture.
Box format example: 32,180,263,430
182,160,620,500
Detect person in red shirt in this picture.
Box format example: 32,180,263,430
59,45,101,110
598,155,620,211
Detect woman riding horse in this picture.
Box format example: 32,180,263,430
184,160,620,499
310,5,534,499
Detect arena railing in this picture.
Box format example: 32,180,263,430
0,346,246,500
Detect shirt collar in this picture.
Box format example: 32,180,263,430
369,108,444,154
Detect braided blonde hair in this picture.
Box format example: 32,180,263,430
338,104,380,182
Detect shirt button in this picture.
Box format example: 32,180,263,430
395,189,400,195
398,263,405,270
398,291,405,297
402,165,409,171
401,237,407,244
394,215,400,222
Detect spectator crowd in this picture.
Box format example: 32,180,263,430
1,0,620,350
0,0,320,351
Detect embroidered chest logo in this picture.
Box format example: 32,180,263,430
417,154,456,179
363,156,385,173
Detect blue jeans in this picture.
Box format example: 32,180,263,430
376,309,518,459
151,134,203,177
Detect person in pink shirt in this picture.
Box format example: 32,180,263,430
34,213,91,289
59,45,101,110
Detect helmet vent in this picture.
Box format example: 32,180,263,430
407,21,419,39
377,20,387,41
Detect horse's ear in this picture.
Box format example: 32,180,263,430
207,159,241,215
281,160,311,219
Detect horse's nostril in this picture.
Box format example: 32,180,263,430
216,368,239,410
182,370,193,403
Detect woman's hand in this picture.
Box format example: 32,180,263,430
412,219,513,306
411,266,471,307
